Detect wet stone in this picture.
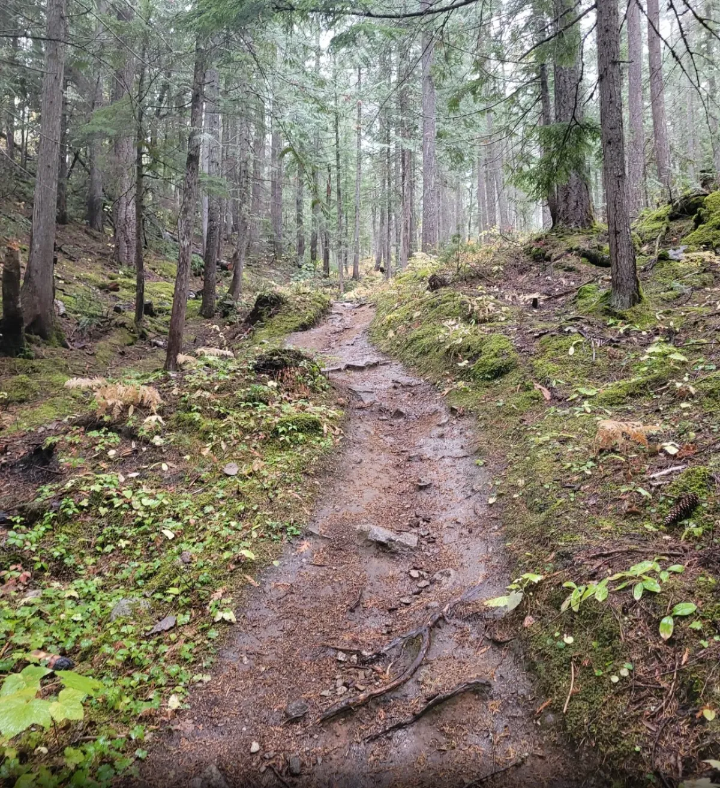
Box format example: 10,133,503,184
288,756,302,777
284,699,309,721
189,764,229,788
357,523,418,551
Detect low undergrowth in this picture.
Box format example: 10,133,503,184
371,232,720,786
1,281,341,782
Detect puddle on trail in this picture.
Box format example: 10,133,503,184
138,303,595,788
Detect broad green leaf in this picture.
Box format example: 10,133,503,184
56,671,102,696
1,666,49,698
703,709,716,722
671,602,697,617
659,616,674,640
49,688,85,722
667,565,686,573
643,579,662,593
629,560,656,576
595,583,609,602
239,549,256,560
0,696,52,738
484,591,523,611
633,582,644,601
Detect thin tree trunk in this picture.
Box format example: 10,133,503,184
166,41,207,371
296,160,305,266
353,66,362,280
477,147,488,237
201,66,221,318
4,36,17,161
484,114,497,228
539,59,558,224
112,5,136,267
421,0,438,252
229,121,250,301
249,100,265,255
87,64,105,231
1,245,25,356
334,89,344,293
627,0,645,216
270,117,283,259
323,164,331,276
553,0,593,227
57,82,68,225
704,0,720,178
21,0,67,338
134,43,147,329
597,0,640,309
647,0,672,198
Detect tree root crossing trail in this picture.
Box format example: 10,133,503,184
140,303,593,788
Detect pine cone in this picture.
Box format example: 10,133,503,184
664,492,700,526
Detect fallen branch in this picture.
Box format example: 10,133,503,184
364,679,491,742
318,580,486,723
647,465,688,480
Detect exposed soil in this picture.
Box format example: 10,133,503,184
138,303,594,788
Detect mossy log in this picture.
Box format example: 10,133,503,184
668,189,708,220
577,248,611,268
245,291,287,325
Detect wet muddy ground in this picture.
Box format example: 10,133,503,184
138,303,594,788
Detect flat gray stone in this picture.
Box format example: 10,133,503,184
357,524,418,551
110,597,150,621
189,764,229,788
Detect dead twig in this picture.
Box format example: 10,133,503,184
563,661,575,715
269,765,291,788
364,679,491,742
464,755,528,786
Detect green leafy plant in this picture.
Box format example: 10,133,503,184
0,666,102,740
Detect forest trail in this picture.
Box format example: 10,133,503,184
140,303,591,788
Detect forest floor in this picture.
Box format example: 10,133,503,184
137,302,592,788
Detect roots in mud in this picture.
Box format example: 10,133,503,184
253,348,312,377
318,580,489,723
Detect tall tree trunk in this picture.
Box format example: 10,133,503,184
21,0,67,338
334,89,344,293
400,64,411,270
477,147,488,237
311,155,320,264
134,43,147,329
553,0,593,227
1,245,25,356
484,114,497,228
627,0,645,216
353,66,362,279
270,116,283,259
87,68,105,231
249,100,265,255
704,0,720,178
597,0,640,309
57,81,68,225
229,119,250,301
165,41,207,371
201,66,221,318
647,0,672,198
4,35,17,161
421,1,438,252
323,164,331,276
112,5,136,268
296,160,305,266
539,59,558,224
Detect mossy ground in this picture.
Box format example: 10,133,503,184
369,229,720,785
0,206,344,785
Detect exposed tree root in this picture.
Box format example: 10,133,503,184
318,580,486,723
364,679,491,742
464,755,527,786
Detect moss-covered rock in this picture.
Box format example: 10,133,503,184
684,191,720,248
596,371,670,405
666,466,712,500
634,204,671,244
471,334,518,381
273,413,323,438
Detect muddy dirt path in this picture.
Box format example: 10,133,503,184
140,304,592,788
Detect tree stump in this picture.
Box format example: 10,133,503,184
1,245,26,357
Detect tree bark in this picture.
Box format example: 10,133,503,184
647,0,672,198
421,0,438,252
201,66,221,318
539,59,558,224
334,88,344,293
165,41,207,371
270,116,283,259
323,164,331,276
134,42,147,329
249,100,265,255
1,245,25,356
353,66,362,279
597,0,640,309
295,159,305,266
87,66,105,231
553,0,593,228
21,0,67,339
57,81,68,225
704,0,720,178
112,5,136,268
627,0,645,216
